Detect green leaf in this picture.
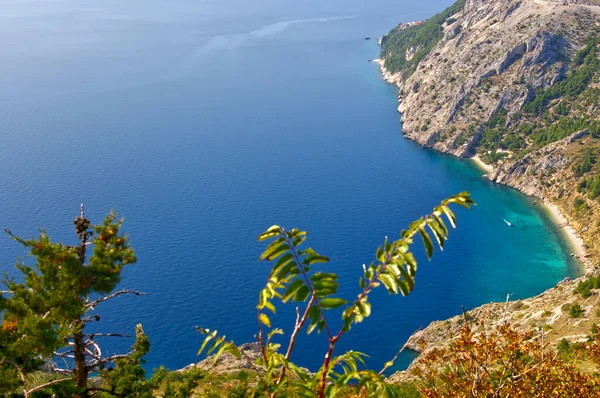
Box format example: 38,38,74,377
397,265,414,291
267,328,284,340
441,205,456,228
283,279,304,302
257,225,281,241
292,235,307,247
307,305,321,334
259,313,271,328
265,243,289,261
313,280,338,297
264,300,276,314
320,297,348,309
433,213,448,236
275,260,297,279
427,218,445,249
294,285,311,302
213,342,240,364
198,329,217,355
398,280,410,296
310,272,338,282
378,273,398,294
418,227,433,259
259,238,286,261
258,289,267,308
386,262,401,278
376,245,385,262
272,252,293,273
358,300,371,317
303,254,329,265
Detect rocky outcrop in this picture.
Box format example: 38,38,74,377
384,0,599,156
485,130,588,199
496,42,527,74
180,343,263,375
522,31,567,68
388,275,600,383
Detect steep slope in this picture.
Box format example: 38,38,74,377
388,274,600,382
380,0,600,384
379,0,600,266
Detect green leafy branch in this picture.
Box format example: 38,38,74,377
196,192,474,397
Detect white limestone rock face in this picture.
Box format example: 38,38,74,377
384,0,599,158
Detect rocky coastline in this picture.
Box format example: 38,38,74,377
377,0,600,382
375,0,600,273
376,54,594,273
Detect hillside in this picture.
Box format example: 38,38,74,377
378,0,600,384
378,0,600,266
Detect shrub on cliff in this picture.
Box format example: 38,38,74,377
413,315,600,396
573,148,596,176
575,276,600,298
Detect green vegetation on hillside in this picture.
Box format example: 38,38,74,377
575,276,600,298
573,148,596,176
523,35,599,116
578,174,600,200
475,33,600,159
381,0,466,76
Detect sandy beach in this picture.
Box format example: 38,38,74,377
540,199,592,272
470,155,494,174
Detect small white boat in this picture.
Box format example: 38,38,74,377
503,219,512,227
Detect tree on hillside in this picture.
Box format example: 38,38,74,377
0,205,149,397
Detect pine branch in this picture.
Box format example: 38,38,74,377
53,351,76,359
49,367,73,375
86,352,133,370
26,377,71,396
86,386,118,396
84,333,131,339
85,289,145,310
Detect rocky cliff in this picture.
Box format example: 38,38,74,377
388,275,600,383
380,0,600,384
379,0,600,267
383,0,599,157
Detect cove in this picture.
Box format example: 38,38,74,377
0,0,580,374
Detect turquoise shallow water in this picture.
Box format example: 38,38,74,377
0,0,580,373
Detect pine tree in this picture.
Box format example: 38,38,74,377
0,205,148,397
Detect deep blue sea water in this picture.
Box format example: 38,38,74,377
0,0,580,373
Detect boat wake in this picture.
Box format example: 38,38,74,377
194,15,356,55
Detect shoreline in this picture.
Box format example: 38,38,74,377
370,47,595,275
539,199,592,272
470,155,591,273
370,58,402,85
470,155,494,174
373,52,593,275
469,155,591,273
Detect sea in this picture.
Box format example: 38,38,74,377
0,0,580,373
